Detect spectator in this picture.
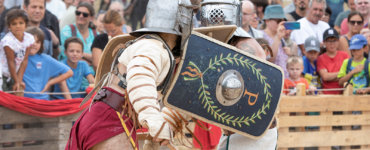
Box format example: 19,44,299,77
334,0,356,33
262,5,292,78
46,0,67,20
320,6,332,24
326,0,346,27
285,0,309,21
317,28,349,94
340,0,369,35
250,0,268,29
60,2,97,63
338,34,370,94
303,36,321,89
0,9,34,92
23,0,59,58
108,1,132,33
0,0,4,15
283,56,313,95
241,0,263,38
339,11,364,56
59,0,94,31
23,27,73,100
91,9,125,70
290,0,330,56
53,37,94,99
94,11,105,34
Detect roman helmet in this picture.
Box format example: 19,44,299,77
131,0,194,47
200,0,251,38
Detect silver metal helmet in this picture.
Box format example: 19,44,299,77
131,0,194,37
200,0,251,38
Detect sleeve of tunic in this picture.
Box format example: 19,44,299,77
118,38,171,139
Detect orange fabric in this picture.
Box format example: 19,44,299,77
283,78,309,94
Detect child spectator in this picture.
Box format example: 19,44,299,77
0,9,34,92
303,36,321,89
53,37,94,99
23,27,73,100
317,28,350,94
284,56,315,95
338,34,370,94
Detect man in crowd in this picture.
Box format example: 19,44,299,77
241,0,263,38
290,0,330,56
23,0,59,58
286,0,309,21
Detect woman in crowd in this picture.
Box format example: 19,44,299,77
91,9,125,70
108,0,132,34
60,2,97,64
339,11,364,56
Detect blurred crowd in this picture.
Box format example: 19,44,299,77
0,0,369,101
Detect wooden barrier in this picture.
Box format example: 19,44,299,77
277,85,370,149
0,106,81,150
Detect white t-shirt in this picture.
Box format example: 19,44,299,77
0,32,35,78
46,0,67,20
290,17,330,45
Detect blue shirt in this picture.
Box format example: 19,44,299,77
53,60,92,99
23,54,70,100
59,24,96,60
303,56,320,88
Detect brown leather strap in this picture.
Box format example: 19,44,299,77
94,88,125,112
134,55,158,71
128,84,155,94
153,122,167,140
129,65,156,75
127,73,154,81
131,96,157,105
138,105,160,114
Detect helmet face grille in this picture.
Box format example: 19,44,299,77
209,9,225,25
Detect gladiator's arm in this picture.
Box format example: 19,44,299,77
119,39,171,140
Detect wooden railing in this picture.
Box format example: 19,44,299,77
277,84,370,149
0,106,81,150
2,84,370,150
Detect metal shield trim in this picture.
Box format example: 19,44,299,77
163,31,284,139
94,34,135,85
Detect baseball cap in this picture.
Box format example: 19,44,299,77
263,5,286,20
304,36,320,52
349,34,368,50
323,28,339,41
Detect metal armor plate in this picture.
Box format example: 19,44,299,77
164,31,283,139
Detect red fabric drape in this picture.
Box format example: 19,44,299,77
0,91,92,118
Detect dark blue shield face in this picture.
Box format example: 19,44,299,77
164,32,283,138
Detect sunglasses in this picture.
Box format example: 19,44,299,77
349,20,363,25
75,11,89,17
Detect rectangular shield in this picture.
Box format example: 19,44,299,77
163,31,283,139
